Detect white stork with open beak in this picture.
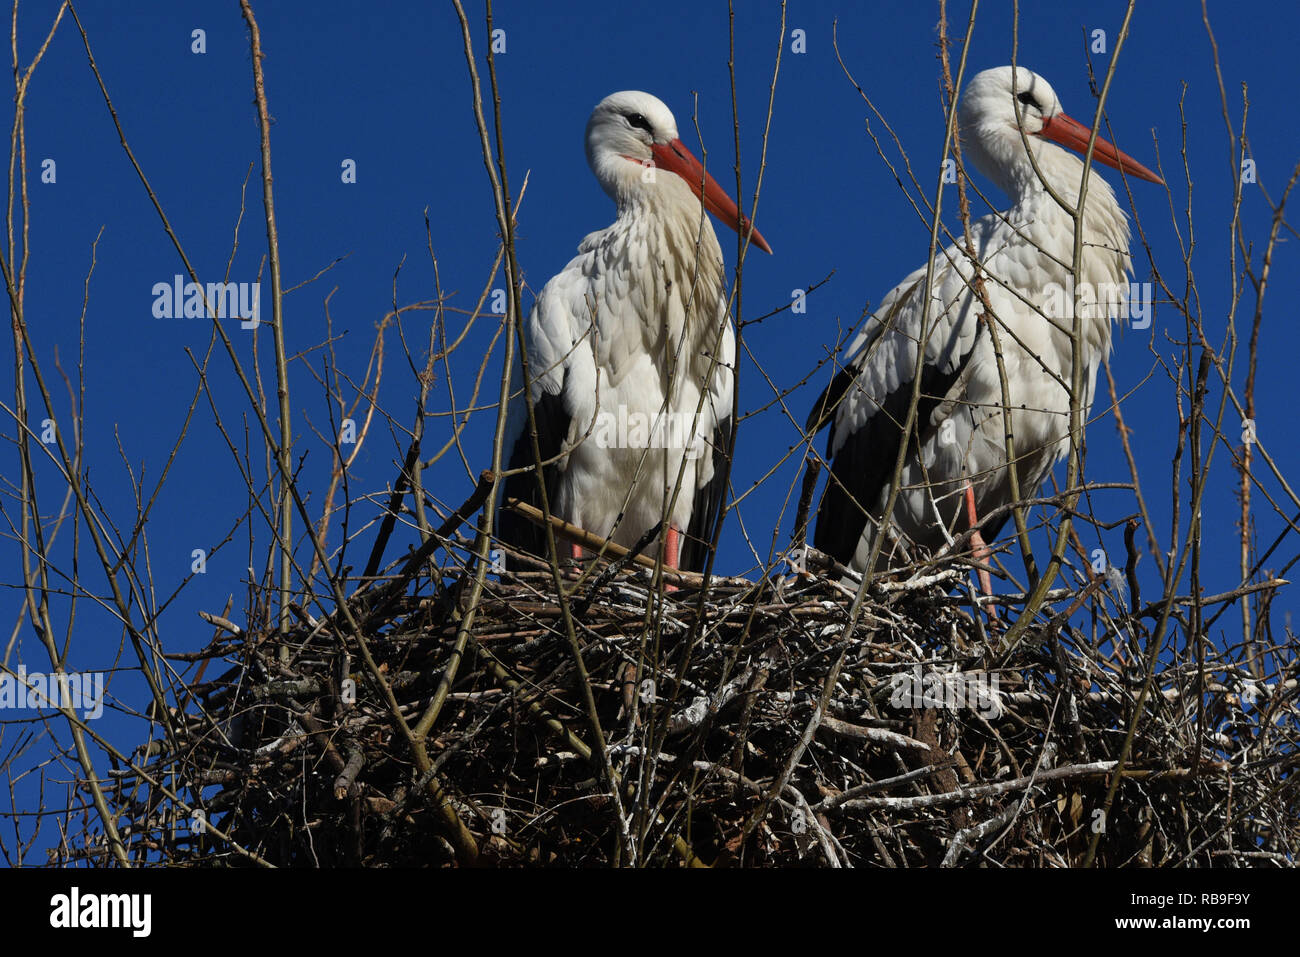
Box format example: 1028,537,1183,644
807,65,1162,587
499,90,771,572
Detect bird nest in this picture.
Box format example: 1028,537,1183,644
122,537,1296,868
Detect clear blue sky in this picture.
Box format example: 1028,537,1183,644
3,0,1296,861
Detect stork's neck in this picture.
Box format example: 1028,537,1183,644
968,128,1122,222
604,172,725,273
586,172,728,392
615,169,700,222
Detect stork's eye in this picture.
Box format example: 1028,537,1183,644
626,112,653,133
1016,91,1042,112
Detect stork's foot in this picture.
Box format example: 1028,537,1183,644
964,484,999,624
563,541,586,581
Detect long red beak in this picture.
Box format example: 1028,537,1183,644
648,138,773,254
1037,111,1163,185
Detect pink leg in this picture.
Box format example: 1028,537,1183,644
964,484,997,616
664,526,681,570
561,541,583,578
663,525,681,592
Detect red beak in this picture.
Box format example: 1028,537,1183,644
1037,111,1163,185
648,138,773,254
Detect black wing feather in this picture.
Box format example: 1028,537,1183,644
680,419,730,572
805,364,861,438
810,334,983,566
498,390,570,565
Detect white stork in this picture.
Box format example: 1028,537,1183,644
807,65,1161,587
499,90,771,572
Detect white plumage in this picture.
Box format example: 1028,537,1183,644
500,91,771,571
809,66,1162,576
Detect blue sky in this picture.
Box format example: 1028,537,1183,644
2,0,1297,860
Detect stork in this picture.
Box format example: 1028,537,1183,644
499,90,771,573
807,65,1161,593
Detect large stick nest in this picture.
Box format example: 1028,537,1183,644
107,541,1296,867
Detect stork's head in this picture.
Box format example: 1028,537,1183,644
959,65,1163,192
584,90,772,254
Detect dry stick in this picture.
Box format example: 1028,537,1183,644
792,459,821,549
308,287,386,577
362,429,426,583
3,0,71,670
410,331,441,538
1236,163,1299,675
1190,353,1209,778
572,522,665,617
668,0,785,659
409,241,452,538
34,249,102,652
1123,516,1142,614
831,20,935,224
836,760,1217,812
424,237,474,480
942,802,1021,867
2,0,127,865
239,2,292,646
817,762,959,811
1185,36,1249,662
1128,577,1285,621
414,478,516,737
730,285,847,597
